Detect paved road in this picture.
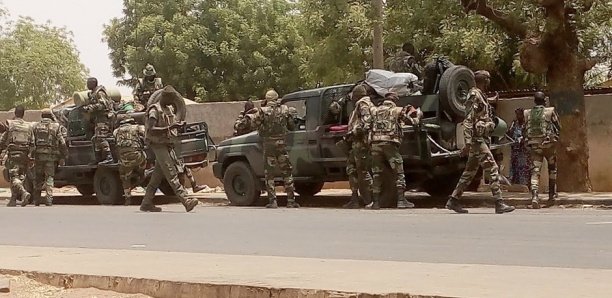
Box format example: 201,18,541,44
1,204,611,270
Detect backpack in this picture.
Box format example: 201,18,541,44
7,120,32,151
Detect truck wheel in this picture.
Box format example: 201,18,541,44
294,181,324,197
94,168,123,205
223,161,260,206
422,172,462,198
76,185,95,197
439,65,475,121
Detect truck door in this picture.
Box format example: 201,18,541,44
284,97,323,177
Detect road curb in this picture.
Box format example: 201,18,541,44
0,269,447,298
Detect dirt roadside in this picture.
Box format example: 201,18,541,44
0,275,150,298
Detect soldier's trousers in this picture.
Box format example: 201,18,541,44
451,141,502,200
118,150,146,193
371,142,405,195
93,122,111,154
143,145,188,204
6,154,29,200
33,160,56,202
528,145,557,192
347,141,372,194
263,141,294,199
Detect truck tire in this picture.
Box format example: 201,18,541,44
94,168,123,205
294,181,324,197
147,86,186,122
76,184,95,197
422,172,462,198
223,161,260,206
439,65,475,121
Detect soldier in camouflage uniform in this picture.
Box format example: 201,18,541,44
238,89,298,209
82,78,114,165
233,100,256,136
524,91,561,209
337,85,374,209
141,86,199,212
0,106,32,207
134,64,163,107
446,70,515,214
113,117,146,206
368,93,419,210
29,109,68,207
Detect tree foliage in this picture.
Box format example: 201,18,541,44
0,17,87,109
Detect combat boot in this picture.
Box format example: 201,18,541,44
366,194,380,210
45,196,53,207
192,185,207,193
548,179,557,204
7,194,17,207
181,198,199,212
20,191,31,207
140,197,162,212
98,151,114,165
266,198,278,209
531,190,540,209
286,192,300,208
124,194,132,206
342,191,361,209
495,200,516,214
446,196,468,214
397,189,415,209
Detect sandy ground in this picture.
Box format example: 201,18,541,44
0,275,150,298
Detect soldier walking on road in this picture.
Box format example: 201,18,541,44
140,86,199,212
134,64,163,107
524,92,561,209
445,70,515,214
238,89,298,209
30,109,68,207
338,85,374,209
82,78,114,165
113,117,146,206
0,106,32,207
368,93,420,210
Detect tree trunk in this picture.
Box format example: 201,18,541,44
546,55,592,192
372,0,384,69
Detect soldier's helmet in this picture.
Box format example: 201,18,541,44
41,108,53,118
474,70,491,78
265,89,279,101
143,64,157,77
120,117,135,125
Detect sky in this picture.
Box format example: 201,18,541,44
2,0,132,95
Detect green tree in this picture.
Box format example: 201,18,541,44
0,17,87,109
105,0,307,101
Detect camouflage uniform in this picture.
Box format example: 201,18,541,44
30,113,68,206
113,119,146,205
446,85,514,214
0,118,33,207
141,89,199,213
368,97,419,209
524,101,561,207
242,90,298,208
83,86,114,164
134,64,163,107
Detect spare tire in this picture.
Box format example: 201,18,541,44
147,86,187,122
439,65,475,122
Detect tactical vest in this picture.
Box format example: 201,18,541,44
525,106,556,143
138,78,163,102
145,103,178,144
6,119,32,152
33,119,61,155
259,101,290,139
370,100,402,144
115,124,144,149
348,97,373,136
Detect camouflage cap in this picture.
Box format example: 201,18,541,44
41,108,53,117
265,89,279,101
143,64,156,77
474,70,491,78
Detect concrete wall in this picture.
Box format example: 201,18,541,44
2,95,611,191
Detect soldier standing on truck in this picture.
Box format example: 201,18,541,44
134,64,163,108
368,93,420,210
113,117,146,206
29,109,68,207
524,91,561,209
82,77,114,165
233,100,256,136
141,86,200,212
337,84,374,209
0,106,32,207
238,89,299,209
445,70,515,214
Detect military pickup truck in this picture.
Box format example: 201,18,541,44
49,88,212,205
213,66,510,207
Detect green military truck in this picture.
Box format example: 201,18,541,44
213,66,511,207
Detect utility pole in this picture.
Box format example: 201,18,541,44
372,0,384,69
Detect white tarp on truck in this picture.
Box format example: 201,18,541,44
364,69,419,97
